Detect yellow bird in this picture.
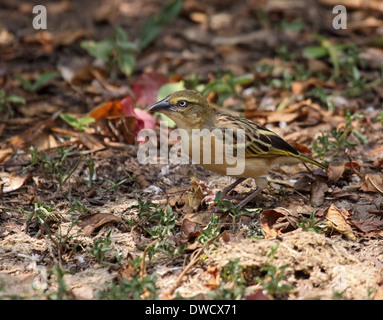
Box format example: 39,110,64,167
149,90,325,208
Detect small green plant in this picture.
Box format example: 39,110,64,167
255,242,293,298
278,18,303,33
131,197,184,260
332,289,346,300
86,229,114,264
44,265,72,300
46,219,79,267
276,45,298,61
305,86,335,111
54,148,82,187
200,72,253,105
145,205,185,259
312,109,367,158
26,147,82,187
138,0,183,49
268,70,294,90
214,191,261,232
127,255,143,272
342,66,368,97
297,211,329,233
81,26,139,77
68,198,89,216
98,274,158,300
105,177,129,191
145,205,177,239
0,90,25,116
27,202,60,225
243,221,264,239
14,72,58,93
130,194,160,218
28,146,41,166
209,258,247,300
196,213,222,247
303,35,342,78
146,237,185,260
81,0,182,77
59,113,95,131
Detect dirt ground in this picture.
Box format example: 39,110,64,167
1,0,383,300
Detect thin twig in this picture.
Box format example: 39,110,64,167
139,239,158,278
167,233,222,296
345,148,363,178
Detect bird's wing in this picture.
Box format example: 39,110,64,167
215,112,299,158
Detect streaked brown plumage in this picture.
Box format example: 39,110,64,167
149,90,325,208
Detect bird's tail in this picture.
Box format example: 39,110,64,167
297,153,326,170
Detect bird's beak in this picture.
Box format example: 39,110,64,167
149,97,172,113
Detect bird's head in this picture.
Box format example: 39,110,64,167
149,90,215,129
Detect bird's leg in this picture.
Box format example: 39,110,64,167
237,177,268,208
221,177,246,200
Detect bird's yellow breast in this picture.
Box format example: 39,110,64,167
177,128,273,178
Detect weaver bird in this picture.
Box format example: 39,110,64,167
149,90,326,208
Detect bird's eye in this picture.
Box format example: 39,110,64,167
178,100,188,108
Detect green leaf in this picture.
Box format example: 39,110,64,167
6,95,26,104
139,19,162,50
139,0,183,49
352,129,368,144
115,25,129,43
117,52,136,77
79,116,96,127
302,46,328,59
59,113,79,127
60,113,94,131
14,72,58,92
32,72,58,91
81,38,115,62
14,75,34,92
157,81,185,100
115,26,139,53
280,18,303,33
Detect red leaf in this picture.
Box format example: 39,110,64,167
133,71,168,107
120,97,156,141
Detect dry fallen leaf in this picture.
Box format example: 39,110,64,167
327,164,345,182
0,172,30,193
292,78,326,95
310,180,328,207
118,253,138,280
204,266,221,290
325,204,357,241
360,174,383,194
351,215,383,234
0,148,13,163
79,213,127,235
261,224,281,239
260,207,300,235
181,218,201,238
187,180,206,212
